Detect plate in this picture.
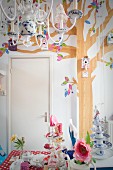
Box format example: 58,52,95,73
68,9,83,20
92,149,113,160
90,133,110,139
93,141,112,150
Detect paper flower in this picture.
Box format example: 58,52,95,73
10,134,17,142
73,139,92,163
73,132,96,165
50,115,58,127
10,135,25,150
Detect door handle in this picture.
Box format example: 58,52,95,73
45,112,47,122
39,112,48,122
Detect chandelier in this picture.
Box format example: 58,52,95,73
0,0,83,49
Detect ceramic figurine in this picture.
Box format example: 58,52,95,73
91,107,112,159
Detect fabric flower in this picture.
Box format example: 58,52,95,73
73,139,92,163
10,134,17,142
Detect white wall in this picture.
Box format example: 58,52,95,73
83,0,113,121
0,1,78,152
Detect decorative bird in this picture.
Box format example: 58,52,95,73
69,119,78,147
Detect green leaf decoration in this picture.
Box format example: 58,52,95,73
62,43,67,47
14,145,21,150
85,131,90,144
90,141,94,148
0,48,6,52
18,139,24,146
92,157,96,163
106,62,111,66
62,0,66,3
62,81,68,85
58,54,63,57
7,0,10,2
14,141,21,145
75,160,83,165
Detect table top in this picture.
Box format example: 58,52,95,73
0,150,50,170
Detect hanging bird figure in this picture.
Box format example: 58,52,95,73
69,119,78,147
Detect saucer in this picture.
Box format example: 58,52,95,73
92,149,113,159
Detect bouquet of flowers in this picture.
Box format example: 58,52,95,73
10,134,25,151
73,132,96,165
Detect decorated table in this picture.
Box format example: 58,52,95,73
0,150,113,170
0,150,50,170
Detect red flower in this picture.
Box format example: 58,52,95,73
73,139,92,163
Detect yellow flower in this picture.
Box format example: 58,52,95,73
10,134,17,142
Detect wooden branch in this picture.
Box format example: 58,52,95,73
106,0,111,12
83,0,86,13
78,0,82,11
91,75,96,82
17,44,76,58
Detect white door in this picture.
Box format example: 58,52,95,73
9,57,51,151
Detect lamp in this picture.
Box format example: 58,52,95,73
0,0,83,48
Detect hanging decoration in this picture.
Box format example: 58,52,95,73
61,77,77,97
0,43,9,57
0,0,83,49
81,56,90,78
106,57,113,69
49,42,67,61
87,0,105,13
107,32,113,45
89,27,96,33
85,20,91,24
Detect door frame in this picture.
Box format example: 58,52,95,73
7,52,54,153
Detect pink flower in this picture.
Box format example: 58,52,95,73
73,139,92,163
50,115,58,127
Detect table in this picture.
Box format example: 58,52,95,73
0,150,50,170
1,150,113,170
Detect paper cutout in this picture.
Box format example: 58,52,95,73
0,43,9,57
61,77,77,97
87,0,104,13
106,57,113,69
85,20,91,24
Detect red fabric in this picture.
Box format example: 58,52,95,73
0,150,50,170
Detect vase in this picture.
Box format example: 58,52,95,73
69,159,96,170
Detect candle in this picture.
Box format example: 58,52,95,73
74,0,78,9
60,16,64,29
11,20,14,32
39,24,42,35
